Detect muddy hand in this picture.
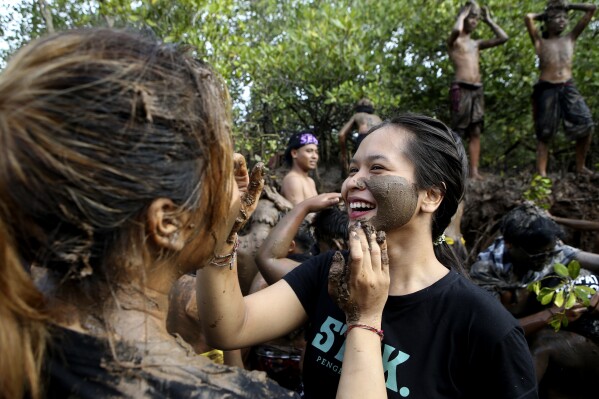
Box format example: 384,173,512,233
460,3,472,16
303,192,342,213
482,6,491,22
328,222,389,325
227,153,264,244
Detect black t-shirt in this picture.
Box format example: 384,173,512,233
44,327,297,398
283,251,538,399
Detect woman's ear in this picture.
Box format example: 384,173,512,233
147,198,186,251
421,187,444,214
288,240,297,254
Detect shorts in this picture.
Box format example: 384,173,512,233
532,80,594,142
450,81,484,137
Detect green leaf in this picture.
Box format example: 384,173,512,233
565,292,577,309
549,318,561,331
574,285,596,300
568,260,581,279
538,287,554,296
528,281,541,294
540,291,555,305
331,18,345,30
553,263,569,278
554,290,564,307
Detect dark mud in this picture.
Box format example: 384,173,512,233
365,175,419,232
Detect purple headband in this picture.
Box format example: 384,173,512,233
299,133,318,146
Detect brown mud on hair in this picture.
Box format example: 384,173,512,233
365,175,419,232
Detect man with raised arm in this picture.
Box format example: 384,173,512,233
525,0,596,177
448,1,508,180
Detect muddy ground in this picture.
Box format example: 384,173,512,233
461,172,599,265
268,163,599,267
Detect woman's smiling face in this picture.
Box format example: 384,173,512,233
341,126,420,232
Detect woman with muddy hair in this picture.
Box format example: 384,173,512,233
198,113,538,398
0,28,295,398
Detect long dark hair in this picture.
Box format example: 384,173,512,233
371,114,468,274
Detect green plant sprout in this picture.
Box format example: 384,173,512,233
528,260,596,331
523,174,553,210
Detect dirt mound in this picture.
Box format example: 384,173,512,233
463,172,599,264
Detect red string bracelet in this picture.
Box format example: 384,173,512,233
345,324,384,341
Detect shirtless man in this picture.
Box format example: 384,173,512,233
280,131,319,205
337,98,382,177
448,1,508,180
525,0,596,177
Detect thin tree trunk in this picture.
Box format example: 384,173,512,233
103,15,115,27
37,0,54,33
98,0,115,27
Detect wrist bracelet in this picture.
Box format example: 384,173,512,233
209,235,239,270
345,324,384,341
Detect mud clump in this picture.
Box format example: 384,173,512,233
327,221,385,323
366,175,418,232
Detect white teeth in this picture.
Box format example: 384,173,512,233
350,201,374,209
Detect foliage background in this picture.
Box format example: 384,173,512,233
1,0,597,173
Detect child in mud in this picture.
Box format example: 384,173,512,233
524,1,596,176
0,29,295,398
447,1,508,180
197,114,538,398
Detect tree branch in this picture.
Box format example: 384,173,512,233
37,0,54,33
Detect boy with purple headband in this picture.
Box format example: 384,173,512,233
281,131,320,205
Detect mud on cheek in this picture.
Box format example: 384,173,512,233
365,175,418,232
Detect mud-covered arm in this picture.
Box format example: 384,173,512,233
330,224,389,399
166,275,246,367
573,250,599,274
479,7,509,49
338,115,356,174
196,155,308,350
551,215,599,231
256,192,341,285
524,12,544,48
448,3,471,47
568,3,597,39
518,308,555,335
519,305,587,335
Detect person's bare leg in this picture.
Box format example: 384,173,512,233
224,349,246,368
536,140,549,177
468,124,483,180
575,133,593,174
